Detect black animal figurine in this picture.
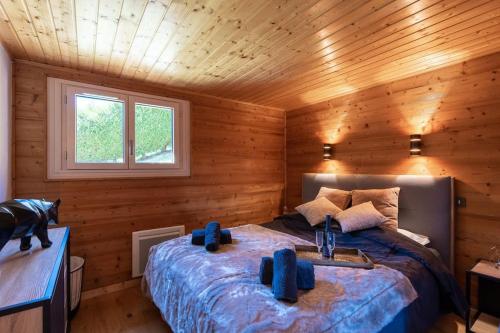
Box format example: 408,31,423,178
0,199,61,252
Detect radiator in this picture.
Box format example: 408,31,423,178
132,225,185,277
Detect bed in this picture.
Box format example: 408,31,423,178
142,174,467,333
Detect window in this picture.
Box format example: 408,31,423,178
47,78,190,179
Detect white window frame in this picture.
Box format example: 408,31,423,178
47,77,190,180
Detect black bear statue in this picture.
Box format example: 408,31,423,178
0,199,61,252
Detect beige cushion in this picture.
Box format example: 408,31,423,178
351,187,400,230
295,197,343,227
315,187,351,209
335,201,386,233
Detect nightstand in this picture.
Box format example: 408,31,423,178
466,260,500,333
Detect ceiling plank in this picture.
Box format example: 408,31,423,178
131,0,186,81
74,0,98,70
93,0,123,73
119,0,170,78
107,0,148,76
49,0,78,67
24,0,62,63
0,0,45,62
0,3,26,58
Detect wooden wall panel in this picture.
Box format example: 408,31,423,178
286,51,500,288
13,61,285,291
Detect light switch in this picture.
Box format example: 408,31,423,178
456,197,467,208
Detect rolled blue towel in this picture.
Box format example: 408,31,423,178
296,259,315,290
259,257,273,284
221,229,232,244
272,249,298,303
260,257,315,290
191,229,205,245
205,222,221,252
192,229,232,245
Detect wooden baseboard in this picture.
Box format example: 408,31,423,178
81,278,141,301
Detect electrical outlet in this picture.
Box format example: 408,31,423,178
456,197,467,208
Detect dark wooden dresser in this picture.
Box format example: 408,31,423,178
0,227,70,332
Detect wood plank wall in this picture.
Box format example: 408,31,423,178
286,51,500,287
13,61,284,291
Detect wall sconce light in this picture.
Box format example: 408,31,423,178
323,143,334,160
410,134,422,156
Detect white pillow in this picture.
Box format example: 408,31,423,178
397,228,430,246
295,197,343,227
335,201,386,233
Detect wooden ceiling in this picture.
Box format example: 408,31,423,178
1,0,500,110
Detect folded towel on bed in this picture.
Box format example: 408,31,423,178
259,256,274,284
259,257,315,289
191,229,232,245
296,259,315,290
191,229,205,245
272,249,298,303
221,229,232,244
205,222,221,252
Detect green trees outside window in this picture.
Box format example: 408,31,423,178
76,95,125,163
75,95,173,164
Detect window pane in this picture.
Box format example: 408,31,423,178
135,103,174,164
75,95,125,163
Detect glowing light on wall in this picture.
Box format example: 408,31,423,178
323,143,333,160
410,134,422,156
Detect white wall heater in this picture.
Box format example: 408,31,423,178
132,225,185,278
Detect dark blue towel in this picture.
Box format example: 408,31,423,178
191,229,205,245
272,249,298,303
191,229,231,245
296,259,315,290
259,257,273,284
192,229,232,245
204,222,220,252
259,257,315,290
221,229,232,244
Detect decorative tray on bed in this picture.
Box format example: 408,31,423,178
294,245,374,269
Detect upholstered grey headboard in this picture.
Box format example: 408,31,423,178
302,173,455,270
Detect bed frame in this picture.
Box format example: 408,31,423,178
302,173,455,271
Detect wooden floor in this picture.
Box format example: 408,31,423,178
71,285,497,333
71,285,172,333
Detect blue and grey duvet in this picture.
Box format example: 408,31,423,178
262,213,468,332
142,214,466,333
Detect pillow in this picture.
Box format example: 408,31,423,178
351,187,400,230
315,187,351,209
295,197,343,227
397,228,430,246
334,201,386,233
